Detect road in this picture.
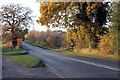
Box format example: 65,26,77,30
23,42,119,78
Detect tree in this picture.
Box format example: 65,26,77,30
0,3,33,47
37,2,109,49
99,2,120,55
26,30,66,48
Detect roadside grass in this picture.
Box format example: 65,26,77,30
25,40,64,51
2,46,28,55
50,48,64,51
25,40,49,49
9,55,40,68
2,44,44,68
65,50,119,61
25,40,119,61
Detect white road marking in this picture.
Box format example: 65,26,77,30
43,52,120,72
59,56,120,72
24,43,120,72
45,63,65,78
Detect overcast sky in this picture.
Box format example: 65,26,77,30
0,0,48,31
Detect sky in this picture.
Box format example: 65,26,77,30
0,0,48,31
0,0,113,32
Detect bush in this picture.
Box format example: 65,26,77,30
6,42,13,49
17,39,22,47
9,55,41,68
99,32,117,55
26,30,66,48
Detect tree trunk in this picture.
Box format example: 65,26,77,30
12,34,18,48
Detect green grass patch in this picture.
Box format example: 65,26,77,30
2,45,28,55
9,55,40,68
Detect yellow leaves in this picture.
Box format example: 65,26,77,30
98,32,116,54
70,2,75,6
91,27,95,32
39,16,51,25
86,2,104,19
24,34,28,39
48,2,55,11
79,25,85,35
66,29,72,43
40,3,48,13
39,2,63,25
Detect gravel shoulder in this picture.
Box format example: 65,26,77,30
2,55,59,78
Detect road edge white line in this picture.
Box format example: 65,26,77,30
45,63,65,79
58,56,120,72
46,53,120,72
24,42,120,72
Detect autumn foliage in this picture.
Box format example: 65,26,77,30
26,30,66,48
99,32,117,55
6,42,13,48
1,3,31,48
17,39,23,47
6,39,23,50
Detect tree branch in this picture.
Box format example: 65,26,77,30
2,20,12,26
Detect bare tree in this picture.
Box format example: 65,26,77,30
0,3,33,47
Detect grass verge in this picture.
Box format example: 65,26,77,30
65,50,119,61
9,55,40,68
25,40,119,61
25,40,63,51
2,47,28,55
25,40,49,49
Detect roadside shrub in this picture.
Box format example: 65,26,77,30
6,42,13,50
17,39,22,47
6,42,13,48
99,32,117,55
